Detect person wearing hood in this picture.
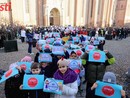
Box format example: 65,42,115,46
86,72,128,98
53,58,78,98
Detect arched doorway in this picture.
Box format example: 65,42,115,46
50,8,60,25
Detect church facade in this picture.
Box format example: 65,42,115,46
0,0,130,27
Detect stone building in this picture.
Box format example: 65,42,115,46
0,0,130,27
115,0,130,27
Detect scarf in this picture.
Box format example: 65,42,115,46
54,68,77,84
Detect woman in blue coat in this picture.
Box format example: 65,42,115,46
26,29,34,55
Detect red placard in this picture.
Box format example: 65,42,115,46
102,86,115,96
28,78,38,87
5,69,12,77
45,45,50,49
93,52,101,60
76,50,82,56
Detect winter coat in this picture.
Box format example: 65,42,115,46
4,70,28,98
29,90,50,98
54,68,78,98
5,70,25,90
26,32,34,43
34,52,41,63
54,80,78,98
81,52,115,84
40,65,54,78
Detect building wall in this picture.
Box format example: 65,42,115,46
42,0,63,26
115,0,127,27
0,0,10,24
11,0,24,24
124,0,130,26
1,0,130,27
109,0,117,27
0,0,37,25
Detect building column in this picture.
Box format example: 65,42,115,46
106,0,112,27
93,0,99,27
110,0,117,26
87,0,92,27
39,0,43,26
74,0,77,26
36,0,39,25
42,0,47,26
60,0,63,25
81,0,84,26
8,0,13,26
67,0,70,25
97,0,103,27
101,0,108,27
85,0,89,27
36,0,43,26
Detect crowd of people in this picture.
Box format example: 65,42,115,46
0,24,130,49
0,24,20,49
0,25,130,98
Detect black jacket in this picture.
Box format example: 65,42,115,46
5,70,25,90
81,52,115,84
4,70,28,98
29,89,50,98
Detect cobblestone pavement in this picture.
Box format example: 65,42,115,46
0,38,130,98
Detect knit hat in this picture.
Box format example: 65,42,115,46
21,56,32,62
57,58,69,66
102,72,116,84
